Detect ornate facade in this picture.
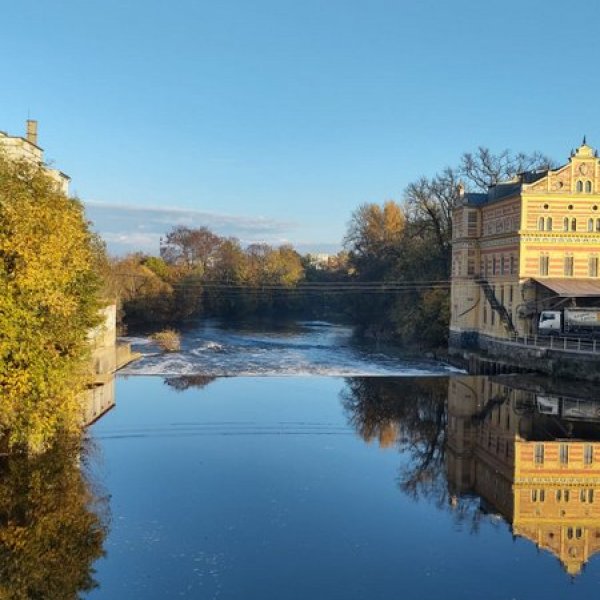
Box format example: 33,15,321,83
450,142,600,344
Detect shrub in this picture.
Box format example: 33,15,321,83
151,329,181,352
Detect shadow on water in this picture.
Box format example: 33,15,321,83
342,374,600,576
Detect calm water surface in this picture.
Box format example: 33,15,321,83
83,373,600,599
2,322,600,599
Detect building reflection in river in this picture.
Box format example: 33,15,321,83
344,375,600,576
448,375,600,576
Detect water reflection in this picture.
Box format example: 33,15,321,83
0,440,109,599
0,377,113,599
344,375,600,576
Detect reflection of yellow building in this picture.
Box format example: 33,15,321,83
447,376,600,575
451,142,600,346
0,120,70,194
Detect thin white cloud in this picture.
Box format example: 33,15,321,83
84,200,341,256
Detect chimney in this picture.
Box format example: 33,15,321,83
26,119,38,146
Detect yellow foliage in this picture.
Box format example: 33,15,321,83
0,153,102,452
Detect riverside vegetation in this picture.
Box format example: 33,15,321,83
107,146,553,348
0,145,553,453
0,153,104,453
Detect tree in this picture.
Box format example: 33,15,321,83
160,226,222,273
344,200,406,260
0,153,103,452
459,147,556,191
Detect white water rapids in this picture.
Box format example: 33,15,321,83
119,320,462,377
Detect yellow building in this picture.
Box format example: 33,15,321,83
0,119,70,194
447,376,600,575
450,141,600,346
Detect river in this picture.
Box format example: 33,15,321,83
2,320,600,599
120,319,460,377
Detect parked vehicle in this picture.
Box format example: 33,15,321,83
538,308,600,336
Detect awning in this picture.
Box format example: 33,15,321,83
531,278,600,297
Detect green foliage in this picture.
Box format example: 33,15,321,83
0,153,103,452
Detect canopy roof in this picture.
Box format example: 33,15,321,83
532,278,600,297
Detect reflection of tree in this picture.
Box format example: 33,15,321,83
0,439,109,599
164,375,217,391
342,377,448,502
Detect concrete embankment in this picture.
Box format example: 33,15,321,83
449,332,600,382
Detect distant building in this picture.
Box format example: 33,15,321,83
0,119,70,195
306,253,332,270
451,141,600,347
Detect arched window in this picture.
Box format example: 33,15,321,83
596,218,600,232
564,217,569,231
589,218,594,232
547,217,553,231
586,180,593,193
572,218,577,231
538,217,545,231
577,180,584,193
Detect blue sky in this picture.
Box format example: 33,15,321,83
2,0,599,255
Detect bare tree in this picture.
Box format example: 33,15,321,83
459,147,557,191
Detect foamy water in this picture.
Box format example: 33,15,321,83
120,320,461,377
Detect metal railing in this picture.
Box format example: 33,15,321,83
502,332,600,354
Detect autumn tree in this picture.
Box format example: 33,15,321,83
344,200,406,260
160,225,222,273
0,153,103,452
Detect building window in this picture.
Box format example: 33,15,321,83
585,444,594,465
510,255,516,274
547,217,553,231
560,443,569,465
539,255,549,276
589,256,599,277
577,180,584,193
586,180,593,193
535,443,545,464
492,257,497,276
596,218,600,232
531,489,544,502
564,256,574,277
565,489,570,502
589,218,594,232
556,489,562,501
538,217,545,231
509,285,514,304
572,218,577,231
564,217,570,231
